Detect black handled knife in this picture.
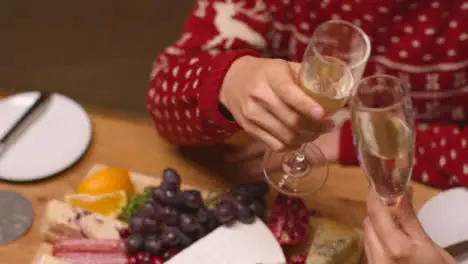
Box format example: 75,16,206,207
0,92,51,152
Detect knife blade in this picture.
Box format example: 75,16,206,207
444,240,468,258
0,92,51,152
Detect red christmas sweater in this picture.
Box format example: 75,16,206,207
147,0,468,189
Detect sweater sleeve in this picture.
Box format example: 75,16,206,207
339,120,468,189
146,0,272,146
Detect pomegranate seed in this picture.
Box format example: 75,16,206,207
141,253,152,264
268,194,310,246
151,256,164,264
127,255,138,264
118,228,131,239
163,249,180,260
136,253,145,261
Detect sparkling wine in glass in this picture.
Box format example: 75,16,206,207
299,56,354,114
350,74,415,206
263,20,371,196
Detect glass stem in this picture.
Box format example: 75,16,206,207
285,143,310,178
297,143,307,155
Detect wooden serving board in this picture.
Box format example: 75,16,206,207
33,164,365,264
32,164,206,264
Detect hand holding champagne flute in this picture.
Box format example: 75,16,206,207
263,20,371,196
350,75,415,206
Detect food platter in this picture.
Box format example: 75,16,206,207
33,164,202,262
33,164,364,264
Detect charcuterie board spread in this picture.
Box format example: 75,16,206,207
34,164,364,264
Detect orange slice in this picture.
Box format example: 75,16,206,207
65,190,127,217
76,167,134,197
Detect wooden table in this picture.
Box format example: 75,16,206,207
0,110,440,264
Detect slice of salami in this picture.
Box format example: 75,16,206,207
53,239,126,254
54,252,128,264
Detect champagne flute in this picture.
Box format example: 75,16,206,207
350,75,415,206
263,20,371,196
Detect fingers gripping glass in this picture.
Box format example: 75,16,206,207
350,75,415,206
263,20,371,196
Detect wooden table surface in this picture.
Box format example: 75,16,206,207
0,110,440,264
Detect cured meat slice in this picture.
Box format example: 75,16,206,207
54,252,127,264
53,239,125,254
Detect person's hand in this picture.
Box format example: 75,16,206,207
222,128,340,177
364,188,456,264
222,140,268,177
220,56,333,151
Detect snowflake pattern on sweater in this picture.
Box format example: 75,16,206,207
147,0,468,190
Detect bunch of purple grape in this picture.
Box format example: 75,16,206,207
213,182,269,225
124,168,269,261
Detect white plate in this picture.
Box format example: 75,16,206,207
418,187,468,263
0,91,92,182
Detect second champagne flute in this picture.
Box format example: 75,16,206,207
350,74,415,206
263,20,371,196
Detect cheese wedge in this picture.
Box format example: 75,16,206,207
306,217,363,264
37,255,70,264
40,200,128,243
166,218,286,264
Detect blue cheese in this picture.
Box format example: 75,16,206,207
306,218,363,264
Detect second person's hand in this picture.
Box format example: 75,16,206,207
222,128,340,177
364,188,456,264
219,56,332,151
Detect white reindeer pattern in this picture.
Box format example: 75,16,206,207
425,73,440,90
453,71,467,88
150,55,170,79
452,106,465,120
203,0,270,50
375,65,386,74
398,72,411,87
421,100,441,119
175,32,193,47
194,0,210,18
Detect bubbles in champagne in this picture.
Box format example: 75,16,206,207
300,56,354,100
354,112,414,200
300,56,354,114
356,112,413,158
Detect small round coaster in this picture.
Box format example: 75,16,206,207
0,191,34,244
